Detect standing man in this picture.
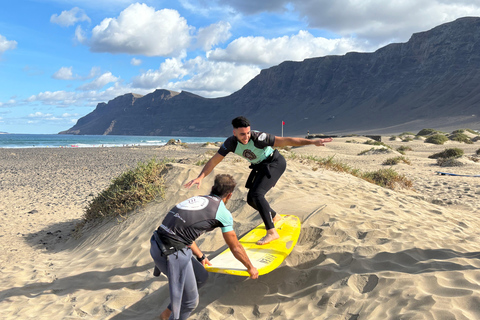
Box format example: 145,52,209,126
184,116,333,245
150,174,258,320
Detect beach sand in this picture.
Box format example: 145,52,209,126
1,137,480,319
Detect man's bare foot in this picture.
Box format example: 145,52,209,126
159,308,171,320
272,214,282,224
256,230,280,245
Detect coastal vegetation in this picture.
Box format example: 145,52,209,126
416,128,476,145
382,156,411,165
293,154,413,190
428,148,464,159
364,140,391,148
425,134,449,145
449,131,473,144
358,147,391,155
428,148,465,167
397,146,413,154
77,158,171,229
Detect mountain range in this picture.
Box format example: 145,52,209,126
60,17,480,137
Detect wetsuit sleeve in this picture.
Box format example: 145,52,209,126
251,131,275,149
215,201,234,233
218,136,237,157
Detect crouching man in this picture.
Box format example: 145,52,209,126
150,174,258,320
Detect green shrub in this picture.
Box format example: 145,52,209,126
400,132,415,136
293,155,412,190
358,147,391,155
364,140,391,148
417,128,439,136
437,158,464,167
449,132,473,144
167,139,188,148
361,168,413,190
397,146,413,154
81,158,170,224
466,128,479,135
382,156,411,165
389,135,397,141
402,137,413,142
425,134,448,145
428,148,464,159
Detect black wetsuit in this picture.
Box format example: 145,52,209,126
218,131,286,230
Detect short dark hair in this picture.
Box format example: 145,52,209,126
211,174,236,198
231,116,250,128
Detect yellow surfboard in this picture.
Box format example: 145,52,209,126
205,214,301,276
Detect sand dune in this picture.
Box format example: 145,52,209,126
1,138,480,319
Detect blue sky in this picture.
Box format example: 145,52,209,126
1,0,480,134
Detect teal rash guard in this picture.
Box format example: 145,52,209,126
218,131,276,165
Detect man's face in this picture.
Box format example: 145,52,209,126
233,126,251,145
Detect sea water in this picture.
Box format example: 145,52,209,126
0,134,226,148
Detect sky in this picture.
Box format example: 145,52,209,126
2,1,480,134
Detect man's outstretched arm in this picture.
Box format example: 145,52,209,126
222,231,259,279
184,152,225,189
274,136,333,148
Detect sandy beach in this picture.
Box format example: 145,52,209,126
2,136,480,319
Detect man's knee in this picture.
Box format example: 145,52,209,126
247,190,264,207
183,296,199,313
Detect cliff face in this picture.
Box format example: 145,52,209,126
60,17,480,137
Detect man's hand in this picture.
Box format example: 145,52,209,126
184,177,203,189
314,137,333,146
202,257,212,267
247,266,259,279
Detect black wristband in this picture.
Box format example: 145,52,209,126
197,254,206,262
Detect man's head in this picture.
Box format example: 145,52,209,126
232,116,251,145
211,174,236,203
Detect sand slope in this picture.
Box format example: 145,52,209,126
1,139,480,319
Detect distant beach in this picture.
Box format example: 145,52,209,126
0,134,225,148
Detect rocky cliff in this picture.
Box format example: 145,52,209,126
60,17,480,137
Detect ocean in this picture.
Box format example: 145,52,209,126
0,134,226,148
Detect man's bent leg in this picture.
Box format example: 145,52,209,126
247,155,286,244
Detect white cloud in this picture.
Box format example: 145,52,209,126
196,21,232,50
52,67,75,80
212,0,480,45
75,25,88,44
0,34,17,54
207,30,363,67
132,55,260,98
86,67,101,79
89,3,192,56
132,55,188,89
62,113,79,117
29,112,53,118
172,57,260,97
131,58,142,66
77,72,119,90
27,91,78,107
51,7,91,27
